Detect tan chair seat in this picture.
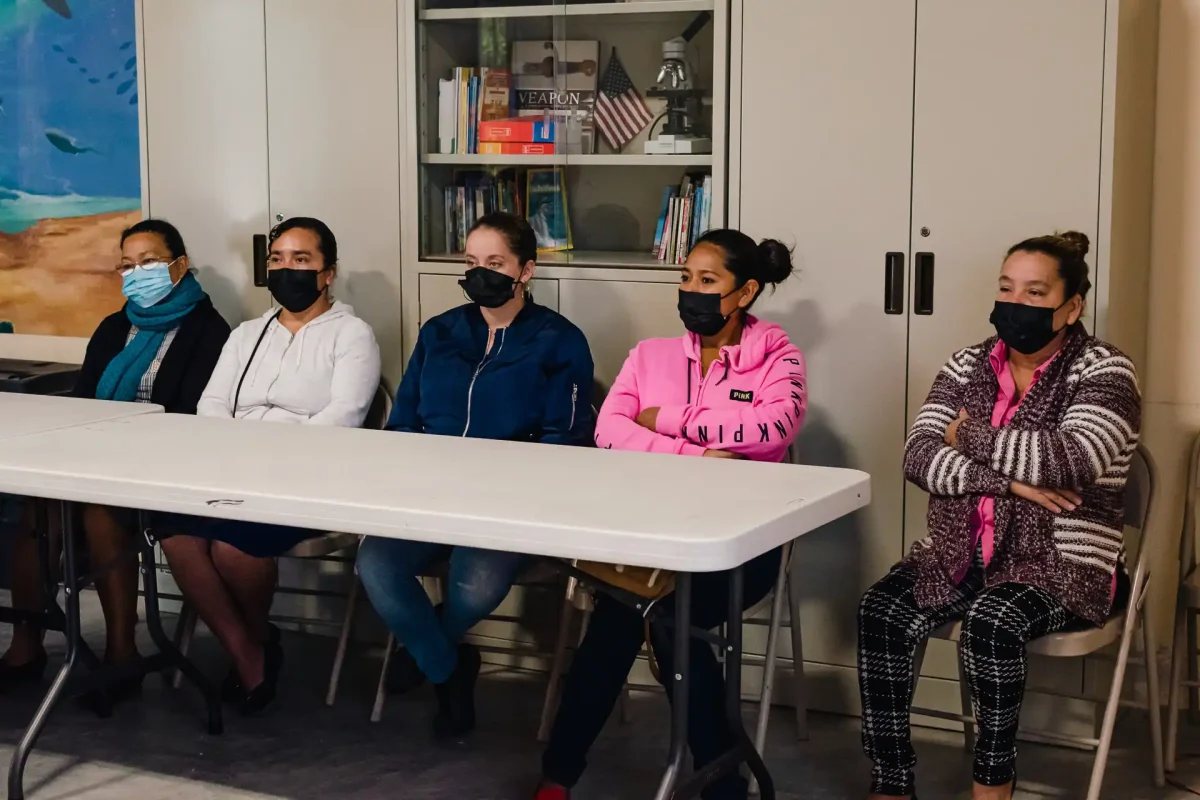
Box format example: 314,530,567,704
285,532,360,559
928,613,1125,658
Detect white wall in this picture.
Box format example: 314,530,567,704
1145,0,1200,645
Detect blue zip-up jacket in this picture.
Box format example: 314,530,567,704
387,302,595,445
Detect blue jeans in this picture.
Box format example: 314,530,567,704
356,538,527,684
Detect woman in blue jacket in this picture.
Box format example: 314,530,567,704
357,212,594,741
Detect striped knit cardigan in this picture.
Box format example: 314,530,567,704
904,325,1141,625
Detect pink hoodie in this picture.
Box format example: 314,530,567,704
596,316,807,462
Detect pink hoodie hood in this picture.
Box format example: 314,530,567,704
596,315,807,462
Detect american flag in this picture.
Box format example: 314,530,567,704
595,49,654,150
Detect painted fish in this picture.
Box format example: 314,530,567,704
43,0,72,19
129,93,137,106
116,78,135,96
44,129,95,155
124,57,136,71
66,56,77,64
119,41,133,51
0,97,5,117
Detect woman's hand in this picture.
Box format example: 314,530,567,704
635,407,660,431
1010,480,1082,513
944,409,969,448
703,449,744,459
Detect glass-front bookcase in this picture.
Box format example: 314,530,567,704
409,0,728,270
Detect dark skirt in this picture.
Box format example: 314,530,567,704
156,513,317,558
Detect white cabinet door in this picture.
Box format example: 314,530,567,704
737,0,916,673
141,0,270,325
903,0,1107,550
557,280,681,392
264,0,403,382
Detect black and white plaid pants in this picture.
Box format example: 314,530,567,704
856,554,1082,795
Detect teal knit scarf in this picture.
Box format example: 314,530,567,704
95,272,206,403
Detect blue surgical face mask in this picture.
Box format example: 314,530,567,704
122,260,179,308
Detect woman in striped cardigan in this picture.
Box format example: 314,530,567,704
857,231,1140,800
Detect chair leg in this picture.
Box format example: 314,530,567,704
785,548,808,741
1142,607,1166,789
326,575,361,707
170,605,197,691
1086,613,1139,800
750,546,790,795
1189,609,1199,726
538,590,576,743
956,647,975,755
370,633,395,723
619,683,633,725
1167,599,1188,772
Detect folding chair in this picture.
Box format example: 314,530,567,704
1165,433,1200,772
908,444,1164,800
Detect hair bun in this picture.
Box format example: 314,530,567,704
757,239,795,285
1057,230,1090,258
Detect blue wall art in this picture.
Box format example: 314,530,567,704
0,0,140,336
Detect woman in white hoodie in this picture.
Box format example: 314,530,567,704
160,217,381,714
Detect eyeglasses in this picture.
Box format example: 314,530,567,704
117,257,177,277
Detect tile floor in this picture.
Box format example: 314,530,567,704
0,593,1196,799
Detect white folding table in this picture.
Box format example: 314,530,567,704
0,412,870,800
0,395,167,800
0,393,161,441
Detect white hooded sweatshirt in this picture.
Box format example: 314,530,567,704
197,301,381,427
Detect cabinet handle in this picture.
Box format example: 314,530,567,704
914,252,935,316
253,234,268,288
884,252,904,314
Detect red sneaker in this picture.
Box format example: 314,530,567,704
533,782,570,800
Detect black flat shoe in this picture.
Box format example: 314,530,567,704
240,632,283,716
225,624,281,704
0,650,47,688
432,644,481,742
78,672,143,716
385,645,426,695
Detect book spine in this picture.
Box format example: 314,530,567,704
478,142,556,155
479,118,555,143
652,187,671,254
457,68,468,155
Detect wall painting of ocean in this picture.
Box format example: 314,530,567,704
0,0,140,336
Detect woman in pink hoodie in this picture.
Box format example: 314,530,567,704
534,229,807,800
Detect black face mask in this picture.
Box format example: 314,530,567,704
989,300,1067,355
678,289,736,337
268,268,325,313
460,266,519,309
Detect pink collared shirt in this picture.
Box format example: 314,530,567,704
964,340,1116,599
957,341,1053,583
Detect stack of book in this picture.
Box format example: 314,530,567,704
653,174,713,264
438,67,511,155
443,170,522,254
478,117,556,156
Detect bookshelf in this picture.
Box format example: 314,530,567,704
420,1,717,22
403,0,730,272
421,153,714,166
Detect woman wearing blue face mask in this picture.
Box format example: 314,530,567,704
0,219,229,708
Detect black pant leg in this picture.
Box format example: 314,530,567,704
541,594,646,788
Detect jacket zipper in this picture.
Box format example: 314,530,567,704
569,383,578,429
462,328,505,437
694,352,723,406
